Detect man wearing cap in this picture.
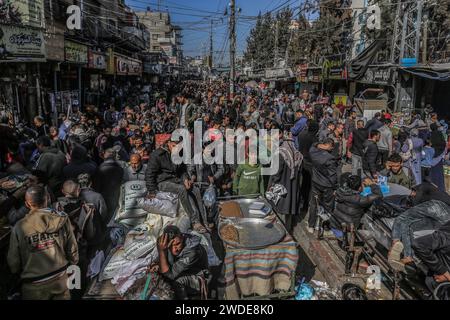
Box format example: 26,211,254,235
145,135,206,233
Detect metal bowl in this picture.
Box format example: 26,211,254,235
219,217,286,249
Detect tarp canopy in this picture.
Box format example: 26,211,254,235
349,39,386,80
401,64,450,81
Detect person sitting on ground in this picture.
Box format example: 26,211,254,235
155,225,209,300
333,175,382,231
122,153,147,182
380,153,416,189
7,185,79,300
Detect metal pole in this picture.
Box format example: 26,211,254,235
394,9,409,112
412,0,423,111
36,63,43,117
210,19,213,70
78,65,82,110
229,0,236,97
422,8,428,64
274,20,279,67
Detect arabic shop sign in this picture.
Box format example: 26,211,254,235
296,64,308,82
115,54,142,76
0,0,44,28
65,40,88,64
323,58,347,80
0,24,46,62
360,66,394,85
88,50,106,69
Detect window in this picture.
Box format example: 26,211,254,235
152,34,158,40
153,46,160,51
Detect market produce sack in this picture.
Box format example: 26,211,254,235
100,248,129,281
136,191,179,218
115,181,149,221
123,223,157,260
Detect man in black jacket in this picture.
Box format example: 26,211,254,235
333,175,382,230
307,138,338,233
362,130,381,179
350,120,368,176
93,148,124,223
298,120,319,212
365,112,383,134
412,220,450,294
145,136,204,232
34,136,66,194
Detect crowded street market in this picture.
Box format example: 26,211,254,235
1,0,450,306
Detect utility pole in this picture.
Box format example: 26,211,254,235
274,20,279,67
229,0,236,97
209,19,213,70
422,9,428,64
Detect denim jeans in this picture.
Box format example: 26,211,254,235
392,200,450,257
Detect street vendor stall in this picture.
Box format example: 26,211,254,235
217,195,298,300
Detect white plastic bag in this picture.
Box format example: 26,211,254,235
123,223,157,260
101,248,129,280
136,192,178,218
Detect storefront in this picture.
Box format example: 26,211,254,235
0,23,47,123
322,57,348,96
84,49,107,107
263,68,296,93
61,40,88,112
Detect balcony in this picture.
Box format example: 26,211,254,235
121,26,146,50
158,37,174,45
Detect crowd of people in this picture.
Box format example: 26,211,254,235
1,78,450,300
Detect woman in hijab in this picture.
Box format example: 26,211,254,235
428,123,447,191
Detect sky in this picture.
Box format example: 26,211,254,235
125,0,303,65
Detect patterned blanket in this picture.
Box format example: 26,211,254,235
224,236,298,299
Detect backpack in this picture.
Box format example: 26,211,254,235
55,198,95,246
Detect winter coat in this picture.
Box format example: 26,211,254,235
297,130,318,171
63,145,97,180
80,187,108,225
94,157,124,221
362,140,379,177
365,118,383,133
309,143,338,188
122,163,147,182
268,150,302,215
333,184,382,228
145,147,188,194
412,220,450,276
350,128,369,157
164,234,208,280
35,147,66,191
7,208,79,281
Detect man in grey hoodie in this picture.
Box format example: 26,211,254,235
377,119,393,168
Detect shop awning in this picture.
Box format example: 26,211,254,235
401,64,450,81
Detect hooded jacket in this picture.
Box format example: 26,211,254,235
163,234,208,280
309,143,338,188
35,147,66,191
63,144,97,179
7,208,79,281
333,184,382,228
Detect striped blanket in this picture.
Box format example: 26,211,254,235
224,236,298,299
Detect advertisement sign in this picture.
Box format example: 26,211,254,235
296,64,308,82
88,50,106,69
161,45,173,57
65,40,88,64
0,24,46,62
265,68,294,80
334,95,348,107
0,0,44,28
360,66,394,86
115,54,142,76
307,68,322,83
44,22,64,61
144,63,162,74
323,58,347,80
